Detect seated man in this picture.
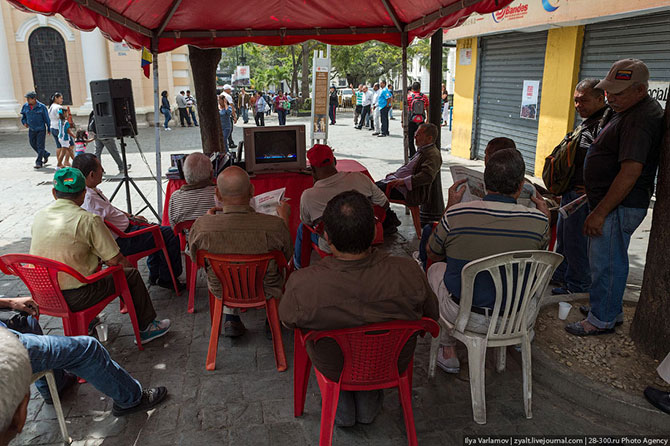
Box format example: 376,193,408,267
294,143,389,268
280,190,439,427
168,152,217,227
0,325,168,446
72,154,184,291
375,122,442,233
189,166,292,337
426,149,550,374
29,168,171,345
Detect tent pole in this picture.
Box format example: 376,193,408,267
401,30,408,165
152,38,162,218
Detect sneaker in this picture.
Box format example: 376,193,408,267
377,134,387,137
136,319,171,345
223,320,246,337
34,164,43,169
112,387,168,416
164,127,172,131
437,354,460,374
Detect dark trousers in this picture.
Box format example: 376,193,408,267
408,121,420,158
354,105,362,125
553,189,591,292
228,116,235,146
357,105,371,129
380,106,390,136
62,268,157,330
329,105,337,124
116,224,183,284
255,112,265,126
29,129,48,166
375,180,404,229
178,108,192,126
277,109,287,125
188,107,198,126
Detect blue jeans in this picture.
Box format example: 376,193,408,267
50,128,62,148
277,109,287,125
587,206,646,329
293,222,321,269
19,332,142,409
116,224,182,283
380,106,390,135
417,224,434,271
553,190,591,292
29,129,48,166
162,109,171,128
188,107,198,126
240,106,248,124
223,128,232,146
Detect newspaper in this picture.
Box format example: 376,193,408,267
250,187,286,216
449,165,536,208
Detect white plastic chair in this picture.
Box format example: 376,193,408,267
428,250,563,424
31,370,70,444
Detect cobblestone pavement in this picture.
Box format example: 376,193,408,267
0,113,658,445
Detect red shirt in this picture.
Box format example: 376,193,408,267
407,91,429,123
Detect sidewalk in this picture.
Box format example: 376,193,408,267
0,113,660,445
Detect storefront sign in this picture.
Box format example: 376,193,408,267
459,48,472,65
649,81,669,109
443,0,670,40
520,80,540,120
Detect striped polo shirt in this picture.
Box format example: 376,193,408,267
168,184,217,227
427,194,549,308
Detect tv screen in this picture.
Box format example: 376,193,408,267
254,130,298,164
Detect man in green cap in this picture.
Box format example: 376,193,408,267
29,167,171,345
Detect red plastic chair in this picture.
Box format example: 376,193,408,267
299,222,332,269
173,220,198,313
105,220,180,296
385,183,422,238
0,254,144,350
198,250,289,372
294,317,440,446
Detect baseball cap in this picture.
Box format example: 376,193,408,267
53,167,86,194
223,84,232,90
596,59,649,94
307,144,335,168
24,91,37,99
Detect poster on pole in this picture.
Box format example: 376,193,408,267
233,65,250,86
520,80,539,120
311,53,330,142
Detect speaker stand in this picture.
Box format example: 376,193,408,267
109,137,160,221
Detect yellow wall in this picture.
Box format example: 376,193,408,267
451,38,478,159
534,26,584,177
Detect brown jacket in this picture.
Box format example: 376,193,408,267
406,143,442,206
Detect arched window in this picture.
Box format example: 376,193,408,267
28,27,72,105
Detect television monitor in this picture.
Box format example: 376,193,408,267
243,125,307,174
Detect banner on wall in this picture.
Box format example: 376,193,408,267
520,80,539,120
649,81,669,109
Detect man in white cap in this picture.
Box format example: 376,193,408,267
220,85,237,148
565,59,664,336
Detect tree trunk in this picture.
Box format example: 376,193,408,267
189,45,224,155
291,46,300,104
630,99,670,359
301,43,311,103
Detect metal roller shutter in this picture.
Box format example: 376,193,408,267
474,31,548,172
579,11,670,84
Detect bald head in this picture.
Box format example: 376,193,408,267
216,166,254,205
0,327,31,444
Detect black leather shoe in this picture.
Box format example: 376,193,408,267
156,279,186,292
579,305,623,326
224,320,247,337
644,387,670,414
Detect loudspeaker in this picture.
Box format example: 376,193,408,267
90,78,137,139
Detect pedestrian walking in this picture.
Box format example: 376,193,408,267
254,91,267,126
353,84,364,126
237,89,250,124
87,111,127,174
47,93,67,168
20,91,51,169
407,81,429,157
274,91,289,126
219,96,233,145
356,85,373,130
185,90,198,126
160,91,172,131
221,84,237,148
328,86,338,125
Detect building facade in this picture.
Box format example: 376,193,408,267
446,0,670,176
0,3,194,132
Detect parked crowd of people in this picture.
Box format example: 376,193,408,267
3,57,668,445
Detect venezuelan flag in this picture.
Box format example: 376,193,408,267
141,47,153,78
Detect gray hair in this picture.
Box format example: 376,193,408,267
183,152,213,184
0,327,31,433
575,79,604,98
484,149,526,196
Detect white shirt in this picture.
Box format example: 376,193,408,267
48,104,62,129
371,89,381,108
82,187,130,237
361,90,373,107
221,92,233,105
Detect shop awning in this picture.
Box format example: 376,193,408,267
8,0,511,51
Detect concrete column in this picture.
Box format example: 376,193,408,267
79,29,111,113
0,5,21,117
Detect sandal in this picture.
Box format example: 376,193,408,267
565,320,615,336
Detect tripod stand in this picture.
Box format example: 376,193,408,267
109,136,160,221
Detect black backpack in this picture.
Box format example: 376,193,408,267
87,111,96,134
410,93,426,123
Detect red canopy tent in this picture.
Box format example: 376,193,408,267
8,0,511,215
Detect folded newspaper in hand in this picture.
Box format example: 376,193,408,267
449,166,535,208
250,187,286,216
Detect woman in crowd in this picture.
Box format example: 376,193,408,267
274,91,288,125
48,92,68,168
219,95,233,144
160,91,172,131
254,91,267,127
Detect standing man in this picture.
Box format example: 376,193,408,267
221,85,237,148
20,91,50,169
552,79,608,296
328,86,338,125
87,111,127,175
388,83,395,120
185,90,198,127
237,89,250,124
377,81,393,138
355,85,373,130
353,84,364,127
566,59,664,336
407,82,430,158
175,91,192,127
371,83,381,135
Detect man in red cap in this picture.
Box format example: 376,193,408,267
293,144,389,268
565,59,664,336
